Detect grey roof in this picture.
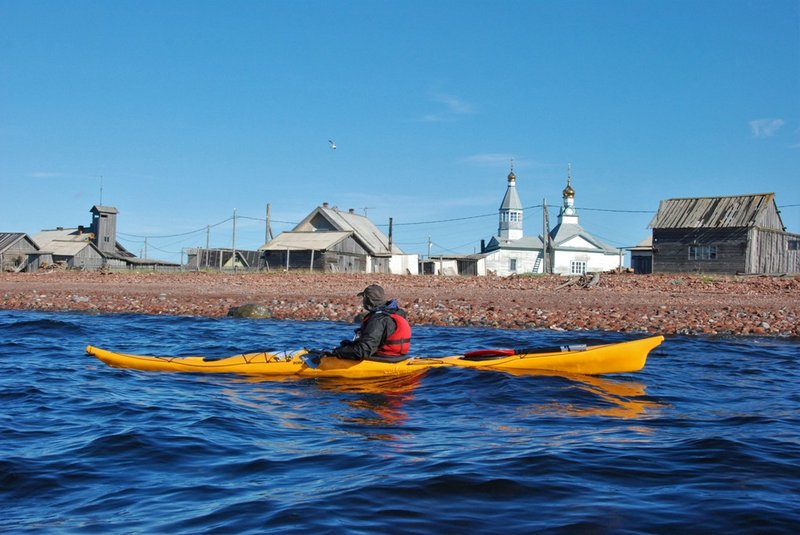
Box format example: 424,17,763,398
549,222,619,254
485,235,544,251
262,231,352,251
91,205,118,214
627,235,653,251
33,228,92,248
648,193,782,230
0,232,39,253
283,205,403,255
43,240,101,257
500,181,522,211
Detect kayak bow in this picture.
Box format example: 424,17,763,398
86,335,663,378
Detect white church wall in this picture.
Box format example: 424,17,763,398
552,250,621,275
559,235,595,249
484,249,543,276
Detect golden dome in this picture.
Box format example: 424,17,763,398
507,170,516,182
563,179,575,198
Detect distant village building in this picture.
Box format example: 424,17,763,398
0,233,42,272
628,236,654,274
186,248,262,271
32,205,177,270
648,193,800,274
479,167,621,276
260,203,419,274
32,228,106,270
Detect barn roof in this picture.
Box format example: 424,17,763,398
0,232,39,253
33,228,93,248
261,231,352,251
648,193,780,229
265,204,404,255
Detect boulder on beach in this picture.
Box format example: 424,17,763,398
227,303,272,319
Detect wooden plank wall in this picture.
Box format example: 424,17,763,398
652,228,748,273
747,228,800,274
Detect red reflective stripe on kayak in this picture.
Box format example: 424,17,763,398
462,349,515,358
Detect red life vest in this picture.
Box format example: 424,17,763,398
362,312,412,357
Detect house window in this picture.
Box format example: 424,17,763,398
509,258,517,272
688,245,717,260
570,261,586,275
789,240,800,251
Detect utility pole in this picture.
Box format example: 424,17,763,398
204,225,210,270
542,199,550,274
232,208,237,271
265,203,273,243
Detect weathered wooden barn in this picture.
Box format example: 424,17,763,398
648,193,800,274
260,204,419,274
0,233,42,272
31,228,107,270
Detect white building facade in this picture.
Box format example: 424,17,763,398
481,166,622,276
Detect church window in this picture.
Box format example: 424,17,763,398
570,261,586,275
509,258,517,272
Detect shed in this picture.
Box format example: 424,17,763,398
648,193,800,274
0,233,42,272
628,236,653,274
186,248,262,271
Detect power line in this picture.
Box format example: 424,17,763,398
117,217,232,239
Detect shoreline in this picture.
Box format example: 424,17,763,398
1,271,798,337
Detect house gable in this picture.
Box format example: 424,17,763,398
289,204,402,256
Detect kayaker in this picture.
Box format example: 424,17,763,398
330,284,412,361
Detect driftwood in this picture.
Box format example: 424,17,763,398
556,272,601,290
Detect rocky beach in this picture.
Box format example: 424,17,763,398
0,271,800,336
1,271,797,336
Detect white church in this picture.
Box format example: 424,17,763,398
479,166,622,276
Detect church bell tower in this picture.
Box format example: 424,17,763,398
498,164,523,241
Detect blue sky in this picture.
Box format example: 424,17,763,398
2,0,798,264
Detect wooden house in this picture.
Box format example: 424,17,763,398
32,228,106,270
260,204,419,274
0,233,42,272
648,193,800,274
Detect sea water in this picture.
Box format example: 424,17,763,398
1,309,798,534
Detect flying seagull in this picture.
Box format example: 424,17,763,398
328,139,336,150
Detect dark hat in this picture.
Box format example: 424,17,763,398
357,284,385,307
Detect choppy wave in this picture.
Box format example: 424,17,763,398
1,310,798,533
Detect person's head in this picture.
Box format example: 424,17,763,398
357,284,385,311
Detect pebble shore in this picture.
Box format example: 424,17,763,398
1,271,798,336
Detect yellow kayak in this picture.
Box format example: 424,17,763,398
86,335,663,378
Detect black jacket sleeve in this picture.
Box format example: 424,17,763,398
332,314,396,360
